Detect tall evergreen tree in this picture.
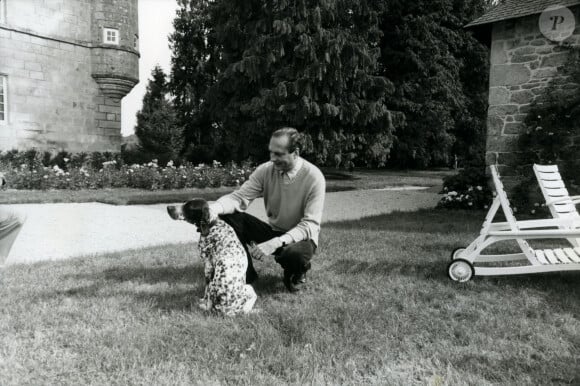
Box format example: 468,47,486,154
379,0,489,168
170,0,395,166
169,0,218,163
135,65,183,165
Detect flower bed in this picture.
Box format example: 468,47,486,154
2,158,254,191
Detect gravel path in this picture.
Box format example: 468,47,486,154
5,189,439,265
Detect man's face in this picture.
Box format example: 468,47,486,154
269,135,297,172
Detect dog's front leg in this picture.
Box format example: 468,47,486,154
199,255,214,311
199,265,214,311
199,286,212,311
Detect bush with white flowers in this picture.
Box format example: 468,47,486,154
437,166,492,210
0,150,254,190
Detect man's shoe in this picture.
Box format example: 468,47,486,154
292,272,306,285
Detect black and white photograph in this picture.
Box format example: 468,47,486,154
0,0,579,384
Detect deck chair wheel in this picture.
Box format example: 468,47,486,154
447,259,474,282
450,247,466,260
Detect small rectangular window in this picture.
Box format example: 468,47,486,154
134,34,139,50
0,75,7,124
103,28,119,45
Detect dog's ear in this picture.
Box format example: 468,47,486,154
198,203,214,236
202,205,211,224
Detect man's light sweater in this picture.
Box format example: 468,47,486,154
216,158,325,246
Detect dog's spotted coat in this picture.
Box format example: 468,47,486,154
199,219,257,315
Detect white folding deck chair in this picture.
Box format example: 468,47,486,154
448,165,580,282
533,164,580,247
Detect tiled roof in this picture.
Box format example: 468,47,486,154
466,0,580,27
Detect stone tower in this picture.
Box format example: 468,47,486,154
0,0,139,152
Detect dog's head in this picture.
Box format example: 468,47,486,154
167,198,215,236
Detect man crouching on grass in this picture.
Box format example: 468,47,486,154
207,127,325,292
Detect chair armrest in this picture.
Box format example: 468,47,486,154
516,218,576,229
488,218,574,230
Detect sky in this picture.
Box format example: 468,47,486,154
121,0,179,137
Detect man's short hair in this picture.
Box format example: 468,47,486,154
272,127,300,153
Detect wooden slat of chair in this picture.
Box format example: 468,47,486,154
563,248,580,263
535,165,580,248
542,180,565,189
544,187,571,198
537,171,560,181
553,203,577,213
544,249,560,264
535,250,549,265
554,249,572,263
534,165,559,172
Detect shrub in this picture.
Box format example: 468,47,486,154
509,176,550,217
437,166,492,210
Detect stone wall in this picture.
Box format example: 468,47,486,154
3,0,92,43
0,0,138,153
90,0,139,147
0,29,121,151
91,0,138,50
486,7,580,178
91,0,139,97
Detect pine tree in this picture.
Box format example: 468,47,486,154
135,65,183,165
379,0,489,168
170,0,394,166
169,0,218,163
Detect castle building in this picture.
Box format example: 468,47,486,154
0,0,139,152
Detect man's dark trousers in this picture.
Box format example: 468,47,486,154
220,212,316,283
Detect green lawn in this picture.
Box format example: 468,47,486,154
1,210,578,385
0,168,452,205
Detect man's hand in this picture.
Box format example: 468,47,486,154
251,238,283,260
248,243,265,261
207,202,222,222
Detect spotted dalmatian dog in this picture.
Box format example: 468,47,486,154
167,199,257,316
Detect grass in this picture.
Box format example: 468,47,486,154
0,168,453,205
2,209,578,385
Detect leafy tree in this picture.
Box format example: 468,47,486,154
170,0,395,166
379,0,489,168
169,0,492,168
135,65,183,165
